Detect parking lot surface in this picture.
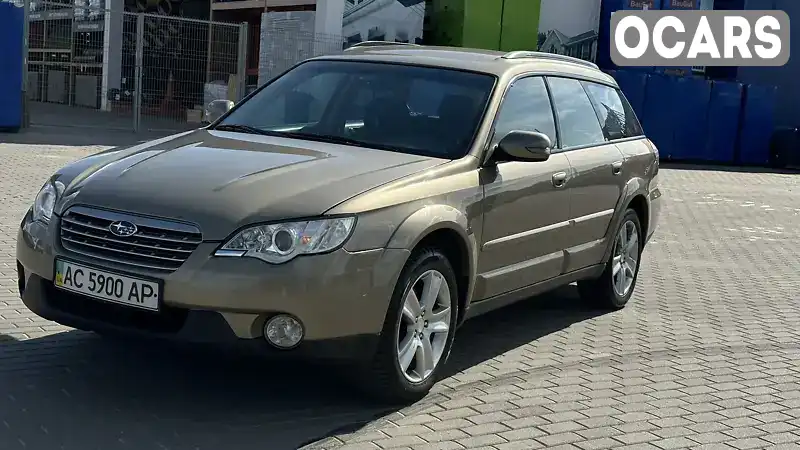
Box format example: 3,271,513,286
1,137,799,450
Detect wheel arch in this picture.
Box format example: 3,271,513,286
628,194,649,240
602,179,650,263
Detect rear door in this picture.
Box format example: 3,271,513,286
545,76,626,272
587,84,656,240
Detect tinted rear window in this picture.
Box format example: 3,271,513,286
583,82,644,140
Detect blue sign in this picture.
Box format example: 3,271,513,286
0,2,23,131
660,0,700,8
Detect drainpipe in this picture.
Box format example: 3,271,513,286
497,0,505,51
22,0,30,128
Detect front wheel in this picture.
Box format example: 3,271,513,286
578,209,643,310
358,248,459,404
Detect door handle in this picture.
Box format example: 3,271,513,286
552,172,567,188
611,160,623,176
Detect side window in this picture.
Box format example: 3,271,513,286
546,77,606,148
583,82,644,140
491,76,557,148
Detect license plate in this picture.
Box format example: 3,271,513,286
54,259,161,311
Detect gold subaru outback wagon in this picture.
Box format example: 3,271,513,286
17,43,662,403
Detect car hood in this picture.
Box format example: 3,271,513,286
54,129,446,240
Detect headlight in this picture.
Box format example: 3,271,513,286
31,180,64,223
215,216,356,264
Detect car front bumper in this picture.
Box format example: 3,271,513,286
16,211,410,361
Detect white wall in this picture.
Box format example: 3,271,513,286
342,0,424,44
315,0,345,36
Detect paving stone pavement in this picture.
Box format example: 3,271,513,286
1,137,799,450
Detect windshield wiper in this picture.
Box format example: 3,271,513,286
214,126,362,145
213,124,273,135
213,126,405,152
282,132,418,155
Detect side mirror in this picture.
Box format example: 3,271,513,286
494,130,552,162
204,99,235,124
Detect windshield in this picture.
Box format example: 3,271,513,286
217,60,496,159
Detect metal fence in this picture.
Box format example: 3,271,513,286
19,2,406,133
257,10,345,86
24,0,247,132
258,30,344,86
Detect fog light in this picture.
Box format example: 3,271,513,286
263,314,304,349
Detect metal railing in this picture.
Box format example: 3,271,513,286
22,0,247,133
345,40,420,50
19,1,421,133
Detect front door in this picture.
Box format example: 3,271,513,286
545,77,628,272
475,76,572,301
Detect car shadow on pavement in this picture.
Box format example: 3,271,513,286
0,285,606,450
443,283,607,379
0,331,382,450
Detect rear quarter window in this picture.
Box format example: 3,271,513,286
583,82,644,141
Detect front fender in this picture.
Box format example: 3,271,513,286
386,205,479,318
386,205,470,249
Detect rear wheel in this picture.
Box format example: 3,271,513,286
578,209,642,310
358,248,459,404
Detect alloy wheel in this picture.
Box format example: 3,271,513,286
612,220,639,297
396,269,452,383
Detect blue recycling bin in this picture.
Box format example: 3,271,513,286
737,84,778,165
613,69,649,123
0,2,24,131
641,73,678,159
705,81,743,164
671,76,711,160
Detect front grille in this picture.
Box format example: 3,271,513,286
59,206,202,273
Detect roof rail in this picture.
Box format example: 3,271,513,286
499,51,599,70
345,41,421,50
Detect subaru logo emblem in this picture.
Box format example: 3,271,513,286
108,221,138,237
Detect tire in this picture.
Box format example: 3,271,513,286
578,209,643,310
358,247,459,404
